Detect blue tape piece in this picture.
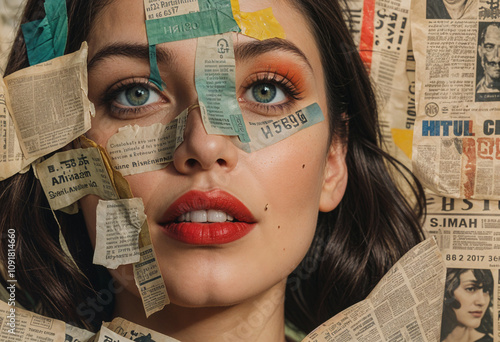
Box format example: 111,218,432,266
148,45,164,90
21,0,68,65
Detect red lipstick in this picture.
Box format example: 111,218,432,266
160,190,256,245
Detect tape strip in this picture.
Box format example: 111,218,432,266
145,0,240,44
21,0,68,65
195,33,250,142
236,103,325,152
148,45,164,90
230,0,285,40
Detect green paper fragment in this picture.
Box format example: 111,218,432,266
145,5,240,45
148,45,164,90
21,0,68,65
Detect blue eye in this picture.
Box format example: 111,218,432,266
245,83,286,104
115,84,161,107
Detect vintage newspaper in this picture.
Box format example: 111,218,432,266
0,76,36,180
301,238,445,342
411,0,500,200
344,0,415,169
423,193,500,341
3,42,92,161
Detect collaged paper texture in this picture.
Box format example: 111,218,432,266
36,147,118,211
195,33,250,142
4,42,91,160
106,109,188,176
93,198,145,269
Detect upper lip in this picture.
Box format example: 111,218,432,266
469,310,483,315
160,189,256,223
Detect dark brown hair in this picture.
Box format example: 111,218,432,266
0,0,425,333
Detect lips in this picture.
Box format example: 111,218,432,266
160,190,256,245
469,311,484,318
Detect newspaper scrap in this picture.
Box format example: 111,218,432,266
144,0,239,45
98,317,180,342
0,76,36,180
3,42,91,160
422,194,499,341
93,199,145,269
195,33,250,143
78,136,170,316
36,147,119,212
106,108,188,176
302,238,445,342
144,0,199,19
411,0,500,199
343,0,415,171
65,323,95,342
133,239,170,317
0,299,66,341
234,103,324,152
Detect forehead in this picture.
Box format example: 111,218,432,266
459,270,476,284
483,25,500,43
88,0,319,60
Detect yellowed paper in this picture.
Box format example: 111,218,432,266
104,317,180,341
0,300,66,341
4,42,91,160
302,239,445,342
36,147,119,211
106,109,187,176
144,0,199,20
93,199,145,269
0,76,37,180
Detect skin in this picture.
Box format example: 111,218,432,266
443,271,490,342
80,0,348,341
479,25,500,87
442,0,468,19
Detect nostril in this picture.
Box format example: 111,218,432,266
186,159,197,168
216,158,227,167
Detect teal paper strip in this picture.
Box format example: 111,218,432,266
21,0,68,65
145,4,240,45
148,45,164,90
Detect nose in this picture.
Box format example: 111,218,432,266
172,105,239,174
474,289,489,306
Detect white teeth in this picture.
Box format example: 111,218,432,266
190,210,207,222
177,210,235,222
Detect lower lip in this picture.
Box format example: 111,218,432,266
470,312,483,318
161,221,256,245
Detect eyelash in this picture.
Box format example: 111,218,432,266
101,78,166,119
241,70,304,114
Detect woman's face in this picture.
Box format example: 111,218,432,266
81,0,347,308
452,270,490,329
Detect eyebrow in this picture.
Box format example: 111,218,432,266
234,38,313,70
87,43,173,71
87,38,312,71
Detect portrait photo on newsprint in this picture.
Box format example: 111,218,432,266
440,268,494,342
476,22,500,101
426,0,477,19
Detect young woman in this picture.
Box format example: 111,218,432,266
441,269,493,342
0,0,425,340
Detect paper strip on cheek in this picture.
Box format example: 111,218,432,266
93,198,145,269
106,109,188,176
133,232,171,316
144,0,240,45
4,42,92,160
80,136,170,315
236,103,325,152
195,33,250,142
36,147,119,211
0,76,37,180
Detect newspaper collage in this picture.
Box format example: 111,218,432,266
0,0,498,340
